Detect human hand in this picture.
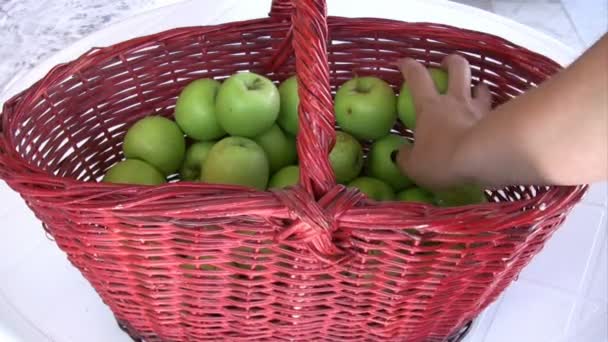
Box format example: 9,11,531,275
395,55,492,191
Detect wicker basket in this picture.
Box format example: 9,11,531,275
0,1,586,341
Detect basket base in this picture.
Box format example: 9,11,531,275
116,319,473,342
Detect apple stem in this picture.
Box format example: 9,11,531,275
354,78,371,93
247,78,264,91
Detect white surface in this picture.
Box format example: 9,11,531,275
0,0,606,341
561,0,608,47
492,1,586,52
451,0,607,52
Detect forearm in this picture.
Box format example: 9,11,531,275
454,34,608,186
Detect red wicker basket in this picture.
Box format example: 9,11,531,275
0,1,587,341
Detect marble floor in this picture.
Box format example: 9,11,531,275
0,0,183,95
0,0,606,97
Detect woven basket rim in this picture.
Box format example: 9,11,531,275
0,16,587,222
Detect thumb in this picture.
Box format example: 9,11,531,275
395,143,414,179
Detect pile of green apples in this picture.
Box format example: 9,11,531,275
103,69,485,206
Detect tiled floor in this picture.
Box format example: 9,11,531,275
451,0,607,52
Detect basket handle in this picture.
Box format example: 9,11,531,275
286,0,336,197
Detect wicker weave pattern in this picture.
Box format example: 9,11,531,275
0,0,586,341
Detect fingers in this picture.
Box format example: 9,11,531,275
441,55,472,100
473,82,493,114
396,58,439,105
395,143,414,179
396,144,433,190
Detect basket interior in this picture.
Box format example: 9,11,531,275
9,20,550,203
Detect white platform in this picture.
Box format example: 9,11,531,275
0,1,606,341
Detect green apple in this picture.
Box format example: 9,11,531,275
201,136,269,190
268,165,299,189
398,67,449,129
174,78,225,141
180,141,215,181
254,124,297,173
434,184,487,207
335,76,397,140
103,159,166,185
397,187,434,204
215,72,280,137
278,75,299,135
123,116,186,175
348,177,395,201
329,131,364,184
366,134,413,190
